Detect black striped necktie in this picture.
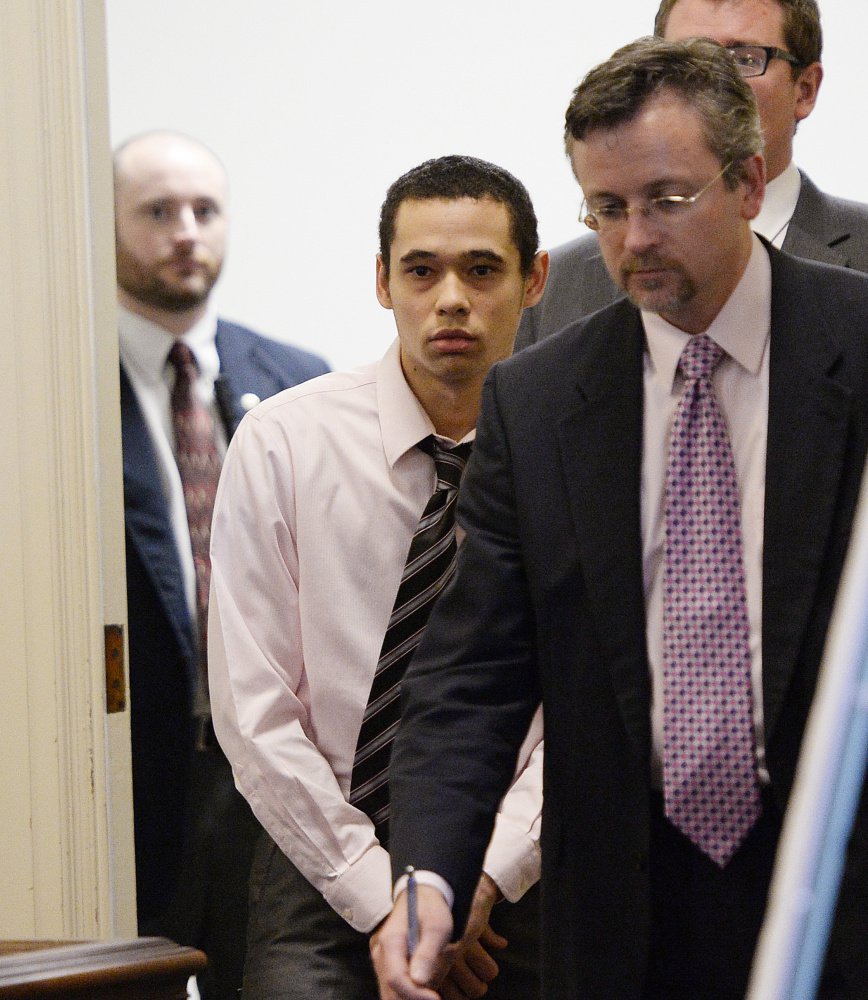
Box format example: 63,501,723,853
349,435,472,845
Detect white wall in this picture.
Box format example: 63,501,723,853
106,1,866,371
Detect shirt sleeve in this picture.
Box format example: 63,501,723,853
482,708,543,903
208,410,392,933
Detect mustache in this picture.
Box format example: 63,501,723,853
161,248,212,266
620,254,676,275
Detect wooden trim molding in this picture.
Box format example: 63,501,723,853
0,1,134,938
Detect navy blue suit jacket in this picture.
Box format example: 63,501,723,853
121,318,329,924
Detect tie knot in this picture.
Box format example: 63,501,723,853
167,340,197,374
678,334,724,382
418,436,472,491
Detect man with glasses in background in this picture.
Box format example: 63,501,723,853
373,36,868,1000
516,0,868,347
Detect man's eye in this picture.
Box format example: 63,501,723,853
471,265,493,277
149,205,169,221
409,265,432,277
653,196,689,214
732,51,761,70
595,204,624,220
195,204,218,222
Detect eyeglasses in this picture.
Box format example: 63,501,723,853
726,44,804,78
581,162,732,233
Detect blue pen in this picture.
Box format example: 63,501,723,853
405,865,419,955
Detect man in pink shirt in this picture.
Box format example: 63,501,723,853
208,155,549,999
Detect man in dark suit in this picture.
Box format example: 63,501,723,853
516,0,868,349
373,37,868,1000
116,130,328,999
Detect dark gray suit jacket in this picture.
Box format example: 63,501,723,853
516,170,868,350
390,246,868,999
122,319,328,925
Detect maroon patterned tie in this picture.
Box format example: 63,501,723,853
167,341,221,704
662,334,761,867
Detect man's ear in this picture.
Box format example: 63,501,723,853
523,250,550,309
795,61,822,124
375,253,393,309
740,154,766,222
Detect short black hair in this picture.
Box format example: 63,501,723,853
378,155,539,277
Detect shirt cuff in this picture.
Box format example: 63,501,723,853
481,813,541,903
393,870,455,910
318,842,393,933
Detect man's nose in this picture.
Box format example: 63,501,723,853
621,205,660,253
173,205,199,244
435,272,471,314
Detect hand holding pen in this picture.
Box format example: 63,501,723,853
370,869,454,1000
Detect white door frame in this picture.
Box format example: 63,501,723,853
0,0,135,939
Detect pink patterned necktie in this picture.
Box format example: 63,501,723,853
167,341,222,708
662,334,761,867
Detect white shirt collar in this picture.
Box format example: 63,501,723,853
376,339,474,468
752,161,801,248
642,233,772,389
118,304,220,384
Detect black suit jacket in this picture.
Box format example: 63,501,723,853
516,170,868,350
121,318,328,925
390,247,868,998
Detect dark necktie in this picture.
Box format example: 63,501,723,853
167,341,222,713
350,436,472,845
662,334,761,867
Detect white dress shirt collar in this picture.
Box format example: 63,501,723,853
118,304,220,384
376,339,475,469
752,161,802,248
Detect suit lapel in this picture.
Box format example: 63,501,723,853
556,307,651,758
120,366,195,662
784,172,852,268
783,219,848,268
215,320,296,437
762,248,852,737
214,323,253,437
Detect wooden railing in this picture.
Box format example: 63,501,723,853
0,937,205,999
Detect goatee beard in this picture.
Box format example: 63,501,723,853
144,285,213,312
116,245,221,313
620,256,695,317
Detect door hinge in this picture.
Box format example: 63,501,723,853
104,624,126,713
